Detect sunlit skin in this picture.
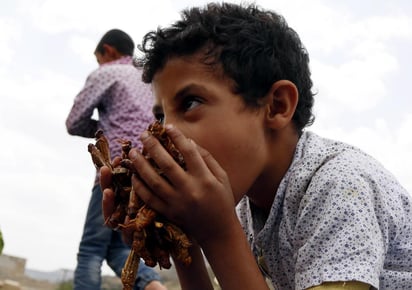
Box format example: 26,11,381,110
102,52,299,290
152,55,299,212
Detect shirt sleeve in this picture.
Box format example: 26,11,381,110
292,157,386,290
65,69,112,138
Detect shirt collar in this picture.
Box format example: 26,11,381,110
101,55,133,66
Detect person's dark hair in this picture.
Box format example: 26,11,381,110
138,2,315,132
95,29,135,56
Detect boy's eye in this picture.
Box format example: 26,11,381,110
154,113,164,123
181,96,202,112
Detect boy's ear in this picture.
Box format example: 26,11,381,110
264,80,298,130
102,44,121,60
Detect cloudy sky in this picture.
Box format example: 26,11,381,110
0,0,411,276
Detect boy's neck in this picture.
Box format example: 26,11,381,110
247,126,299,213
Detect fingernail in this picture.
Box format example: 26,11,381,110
140,131,150,140
129,149,138,160
165,124,174,131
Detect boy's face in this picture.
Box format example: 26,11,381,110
151,54,270,203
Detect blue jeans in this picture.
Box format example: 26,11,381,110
74,184,161,290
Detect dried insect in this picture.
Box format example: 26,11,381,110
88,121,192,290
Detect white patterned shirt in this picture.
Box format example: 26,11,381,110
237,131,412,290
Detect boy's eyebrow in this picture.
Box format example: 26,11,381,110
174,83,207,100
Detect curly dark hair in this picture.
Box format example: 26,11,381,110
138,2,315,132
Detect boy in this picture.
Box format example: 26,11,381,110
66,29,166,290
101,4,412,290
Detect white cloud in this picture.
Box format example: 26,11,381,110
0,118,94,271
0,69,83,137
21,0,179,38
253,1,412,115
68,34,99,66
0,17,21,65
358,15,412,41
311,50,397,112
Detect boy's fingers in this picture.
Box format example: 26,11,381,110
166,124,226,181
100,165,112,189
163,124,210,177
111,156,122,167
138,130,187,187
131,174,168,212
102,188,115,221
100,165,115,221
194,142,227,180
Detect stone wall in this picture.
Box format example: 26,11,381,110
0,255,26,280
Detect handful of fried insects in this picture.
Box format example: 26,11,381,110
88,121,192,290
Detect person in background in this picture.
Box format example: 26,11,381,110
66,29,167,290
100,3,412,290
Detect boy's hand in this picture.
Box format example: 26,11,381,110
101,157,134,245
127,124,238,245
129,125,267,290
101,165,115,221
101,125,266,289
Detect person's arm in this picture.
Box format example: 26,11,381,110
199,214,269,290
307,281,371,290
173,242,214,290
66,71,111,137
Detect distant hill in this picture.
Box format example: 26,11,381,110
24,268,124,290
25,268,74,283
